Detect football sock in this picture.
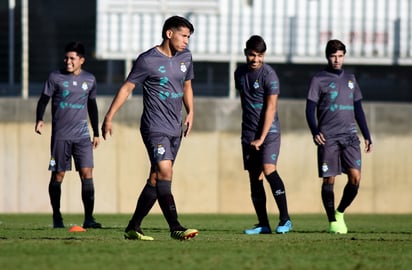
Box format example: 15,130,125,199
127,180,157,231
81,178,95,220
250,178,270,226
337,183,359,213
266,171,290,223
48,180,62,217
156,179,181,230
321,183,336,222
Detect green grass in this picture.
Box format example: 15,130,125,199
0,214,411,270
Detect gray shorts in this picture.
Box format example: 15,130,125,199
317,135,361,177
49,137,94,172
242,133,281,170
142,133,182,165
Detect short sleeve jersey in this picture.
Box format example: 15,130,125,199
126,47,194,136
234,63,280,143
42,69,97,140
307,69,363,138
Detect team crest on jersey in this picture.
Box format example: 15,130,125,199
348,80,354,89
157,144,166,155
180,62,187,73
253,80,259,89
82,82,88,90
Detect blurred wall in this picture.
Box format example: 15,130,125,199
1,97,411,214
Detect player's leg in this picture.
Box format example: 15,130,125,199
244,169,272,234
125,167,157,237
49,171,65,228
74,138,101,228
262,134,292,233
48,139,70,228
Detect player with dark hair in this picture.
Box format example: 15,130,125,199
35,41,101,229
305,39,373,234
234,35,292,234
101,15,197,241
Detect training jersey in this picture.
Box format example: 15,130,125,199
42,69,97,140
127,47,194,137
307,69,362,139
234,63,280,143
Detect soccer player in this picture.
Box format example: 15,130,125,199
305,39,373,234
234,35,292,234
101,15,198,241
35,41,102,229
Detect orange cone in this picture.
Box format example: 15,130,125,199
69,225,86,232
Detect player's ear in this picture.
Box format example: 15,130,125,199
166,29,173,39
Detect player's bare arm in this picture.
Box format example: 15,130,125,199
182,80,194,137
101,81,135,140
251,94,277,150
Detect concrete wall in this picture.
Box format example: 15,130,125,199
1,97,411,214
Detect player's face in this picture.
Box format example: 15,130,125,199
245,50,265,70
64,52,85,75
168,27,191,52
327,50,345,70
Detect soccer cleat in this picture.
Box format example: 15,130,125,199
329,211,348,234
53,217,65,228
244,225,272,235
171,228,199,240
82,217,102,229
275,220,293,234
124,229,154,241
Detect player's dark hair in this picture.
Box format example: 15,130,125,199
162,15,194,39
325,39,346,58
65,41,86,57
245,35,267,53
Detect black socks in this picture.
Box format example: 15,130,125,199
321,183,336,222
128,181,157,231
250,178,269,227
81,178,95,220
49,180,62,218
266,171,290,223
156,179,182,231
337,183,359,213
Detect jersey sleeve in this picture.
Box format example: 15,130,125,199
307,76,320,103
126,55,149,85
264,68,280,96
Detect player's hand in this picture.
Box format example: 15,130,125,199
250,139,263,151
35,121,44,135
183,113,193,137
92,137,100,149
101,118,113,140
314,132,326,145
365,139,373,153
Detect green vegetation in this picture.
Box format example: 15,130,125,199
0,214,411,270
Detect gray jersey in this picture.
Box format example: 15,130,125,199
234,63,280,143
42,69,97,140
127,47,194,136
307,69,362,138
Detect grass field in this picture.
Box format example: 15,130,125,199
0,213,411,270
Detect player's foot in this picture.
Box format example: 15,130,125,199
275,220,293,234
171,228,199,240
329,211,347,234
244,225,272,235
124,229,154,241
53,215,65,228
83,217,102,229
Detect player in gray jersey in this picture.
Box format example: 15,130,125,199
101,16,198,241
306,39,373,234
234,35,292,234
35,41,101,229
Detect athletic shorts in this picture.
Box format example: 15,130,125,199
317,134,361,177
241,133,280,170
141,133,182,165
49,137,94,172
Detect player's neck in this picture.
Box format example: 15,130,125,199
156,42,176,58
